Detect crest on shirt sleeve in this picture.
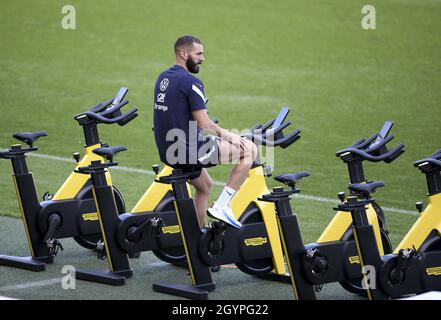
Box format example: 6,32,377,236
160,78,169,91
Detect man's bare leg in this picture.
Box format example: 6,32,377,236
206,136,258,228
188,168,213,227
220,137,258,190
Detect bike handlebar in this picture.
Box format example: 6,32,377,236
415,158,441,168
414,148,441,169
335,121,405,163
240,107,300,148
77,107,138,125
338,144,405,163
242,128,301,148
89,98,114,114
99,100,129,117
75,87,138,126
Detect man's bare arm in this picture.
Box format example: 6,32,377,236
192,109,236,142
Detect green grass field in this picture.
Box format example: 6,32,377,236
0,0,440,299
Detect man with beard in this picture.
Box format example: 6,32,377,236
153,35,257,230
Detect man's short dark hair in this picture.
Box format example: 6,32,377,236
174,35,202,54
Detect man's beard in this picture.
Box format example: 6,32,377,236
186,56,200,74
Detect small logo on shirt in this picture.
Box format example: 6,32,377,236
160,78,169,91
155,104,168,112
157,93,166,103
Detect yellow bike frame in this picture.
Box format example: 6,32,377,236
395,193,441,253
317,204,386,255
131,165,192,213
230,166,287,274
52,144,112,200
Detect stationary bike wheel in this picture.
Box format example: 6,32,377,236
73,185,126,250
338,226,392,296
235,206,275,275
151,195,187,266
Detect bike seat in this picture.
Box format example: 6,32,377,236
13,131,48,146
92,146,127,159
348,181,385,196
274,171,310,187
157,168,203,184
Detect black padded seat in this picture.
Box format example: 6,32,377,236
92,146,127,159
274,171,310,187
348,181,385,195
13,131,48,146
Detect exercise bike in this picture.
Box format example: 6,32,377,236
294,121,405,295
0,88,137,271
70,108,302,285
345,148,441,299
153,167,317,300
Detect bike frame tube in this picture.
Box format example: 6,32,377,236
394,193,441,253
131,165,192,213
317,204,386,255
12,175,36,257
52,144,112,200
231,166,286,274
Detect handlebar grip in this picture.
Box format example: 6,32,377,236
383,144,405,163
279,129,301,149
100,100,129,117
89,98,114,113
117,111,138,126
89,103,103,113
106,107,137,124
262,121,291,139
366,135,394,154
353,134,377,149
253,117,276,135
245,128,301,148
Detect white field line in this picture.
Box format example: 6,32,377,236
0,277,64,292
0,261,170,292
27,152,417,216
0,296,18,300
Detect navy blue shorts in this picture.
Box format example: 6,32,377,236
165,135,220,179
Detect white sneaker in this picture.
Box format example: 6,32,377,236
207,203,242,229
